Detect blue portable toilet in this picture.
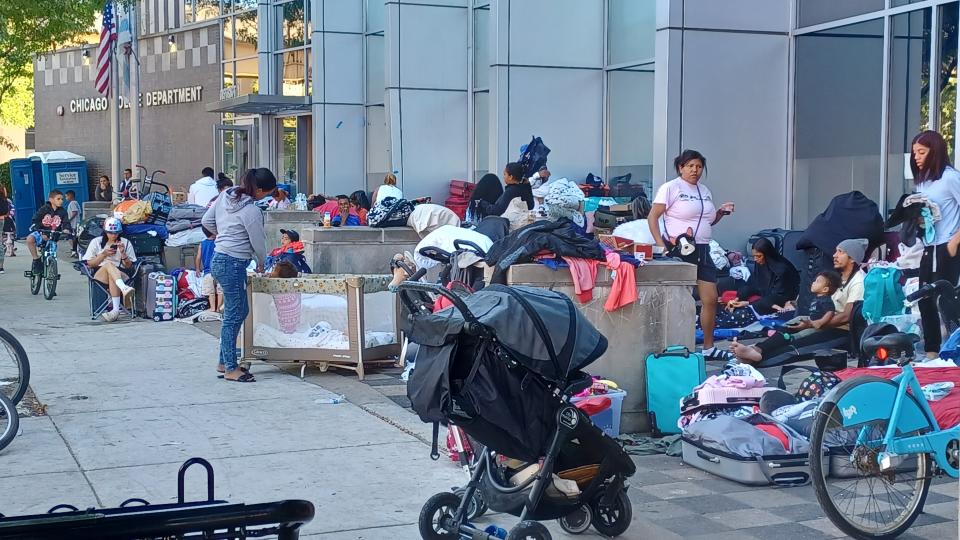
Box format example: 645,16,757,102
30,151,90,206
8,157,44,235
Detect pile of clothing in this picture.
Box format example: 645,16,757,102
165,204,211,246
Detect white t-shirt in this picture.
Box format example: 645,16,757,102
67,200,81,231
374,184,403,205
831,269,865,330
917,166,960,246
653,177,716,244
83,237,138,267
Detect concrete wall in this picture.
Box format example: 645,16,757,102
655,0,791,248
33,23,222,196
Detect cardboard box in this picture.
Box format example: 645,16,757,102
605,203,632,213
598,234,653,262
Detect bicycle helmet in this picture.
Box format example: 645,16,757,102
103,217,123,234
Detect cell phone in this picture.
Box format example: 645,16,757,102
717,209,732,216
110,243,119,251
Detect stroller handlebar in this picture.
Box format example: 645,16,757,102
452,239,487,257
396,281,483,331
906,279,955,303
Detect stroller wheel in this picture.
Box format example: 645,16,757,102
418,492,461,539
506,520,551,540
452,486,487,520
591,489,632,537
558,505,592,534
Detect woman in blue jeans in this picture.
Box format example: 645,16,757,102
201,168,277,382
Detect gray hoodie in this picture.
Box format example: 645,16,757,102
201,187,266,266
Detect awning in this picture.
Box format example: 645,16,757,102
206,94,311,114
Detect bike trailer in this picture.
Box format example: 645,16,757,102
645,345,706,436
681,413,814,487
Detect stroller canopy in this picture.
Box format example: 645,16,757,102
406,284,607,385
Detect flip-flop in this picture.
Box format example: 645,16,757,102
224,372,256,383
217,366,249,376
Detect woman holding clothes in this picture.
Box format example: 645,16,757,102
911,130,960,358
201,168,277,382
648,150,736,360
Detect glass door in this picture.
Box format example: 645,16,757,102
214,123,257,180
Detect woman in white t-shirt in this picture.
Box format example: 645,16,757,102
648,150,735,360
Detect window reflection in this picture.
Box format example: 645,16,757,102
237,56,259,95
279,50,306,96
236,10,258,55
277,2,306,49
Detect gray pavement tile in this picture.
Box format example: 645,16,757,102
650,513,734,537
704,508,791,529
692,477,768,495
921,500,960,520
797,517,848,538
683,533,761,540
923,489,958,506
726,487,815,508
1,471,99,516
0,416,79,478
659,464,715,482
741,521,837,540
901,521,960,540
637,480,714,500
911,510,952,527
667,494,751,514
388,395,411,408
632,469,684,486
632,499,698,520
770,503,832,523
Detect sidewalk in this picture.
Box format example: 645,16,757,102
0,248,955,539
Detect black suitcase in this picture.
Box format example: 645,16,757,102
594,207,633,230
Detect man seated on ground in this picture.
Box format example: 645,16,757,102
27,189,72,275
729,238,867,365
83,217,138,322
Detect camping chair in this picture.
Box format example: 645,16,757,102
74,260,144,320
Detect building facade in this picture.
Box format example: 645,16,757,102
31,0,960,247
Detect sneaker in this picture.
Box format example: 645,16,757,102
116,279,135,300
702,346,733,362
101,310,120,322
0,268,4,274
31,258,42,274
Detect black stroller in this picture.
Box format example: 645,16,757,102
398,282,636,539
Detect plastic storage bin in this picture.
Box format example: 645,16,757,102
571,390,627,438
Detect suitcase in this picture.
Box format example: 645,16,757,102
645,346,706,436
680,386,773,414
681,436,814,487
449,180,475,198
146,272,177,321
136,257,166,318
445,196,471,220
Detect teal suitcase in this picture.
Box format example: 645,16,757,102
646,345,706,436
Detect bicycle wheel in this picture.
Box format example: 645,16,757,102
0,392,19,452
29,260,42,295
43,256,58,300
0,327,29,406
810,376,932,539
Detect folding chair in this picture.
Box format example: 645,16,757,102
74,260,143,320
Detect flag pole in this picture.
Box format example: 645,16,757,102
110,40,121,196
129,3,141,173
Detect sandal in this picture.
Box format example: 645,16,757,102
217,365,249,375
224,372,256,383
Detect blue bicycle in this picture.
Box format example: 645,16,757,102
24,229,70,300
809,282,959,539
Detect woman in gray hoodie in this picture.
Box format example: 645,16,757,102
201,168,277,382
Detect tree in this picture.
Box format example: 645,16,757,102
0,0,103,150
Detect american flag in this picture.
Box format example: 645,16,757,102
95,1,117,96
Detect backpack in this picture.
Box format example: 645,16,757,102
861,266,906,324
367,197,416,228
518,136,550,179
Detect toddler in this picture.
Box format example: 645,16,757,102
270,260,301,334
784,270,842,339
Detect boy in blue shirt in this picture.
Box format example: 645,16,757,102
195,227,222,312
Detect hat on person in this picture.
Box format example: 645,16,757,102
836,238,868,263
280,229,300,242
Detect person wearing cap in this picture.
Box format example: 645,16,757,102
83,217,138,322
729,238,866,365
910,130,960,357
264,228,311,274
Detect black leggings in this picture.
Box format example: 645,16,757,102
918,244,960,352
754,328,850,367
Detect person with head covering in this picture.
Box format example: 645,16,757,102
728,238,867,365
725,237,800,315
466,173,504,223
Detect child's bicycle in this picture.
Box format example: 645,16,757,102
808,280,959,539
24,229,72,300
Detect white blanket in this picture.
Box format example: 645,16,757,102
407,204,461,237
414,225,493,269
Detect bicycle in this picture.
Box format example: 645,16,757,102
809,280,959,539
24,230,72,300
0,327,26,453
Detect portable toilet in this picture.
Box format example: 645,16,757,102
29,151,90,207
8,157,44,235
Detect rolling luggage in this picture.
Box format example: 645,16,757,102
146,271,177,321
449,180,475,198
645,346,706,436
593,207,632,230
681,414,814,487
135,257,166,318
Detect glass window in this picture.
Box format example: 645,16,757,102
793,19,884,227
474,6,489,89
186,0,220,23
607,0,655,65
235,10,258,57
939,2,959,159
366,0,385,33
893,0,926,6
279,50,306,96
306,48,313,95
234,0,258,12
366,35,384,104
887,9,932,213
607,68,654,192
223,61,236,88
278,117,298,187
236,56,259,95
305,0,312,45
277,2,306,50
475,91,489,179
223,17,235,60
798,0,885,28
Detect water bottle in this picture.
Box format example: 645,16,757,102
323,211,332,227
315,394,345,404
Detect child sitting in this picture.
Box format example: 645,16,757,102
782,270,842,339
264,229,312,273
195,227,223,312
270,260,301,334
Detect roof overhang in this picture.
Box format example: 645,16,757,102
206,94,310,114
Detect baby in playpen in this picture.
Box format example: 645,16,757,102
270,260,301,334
